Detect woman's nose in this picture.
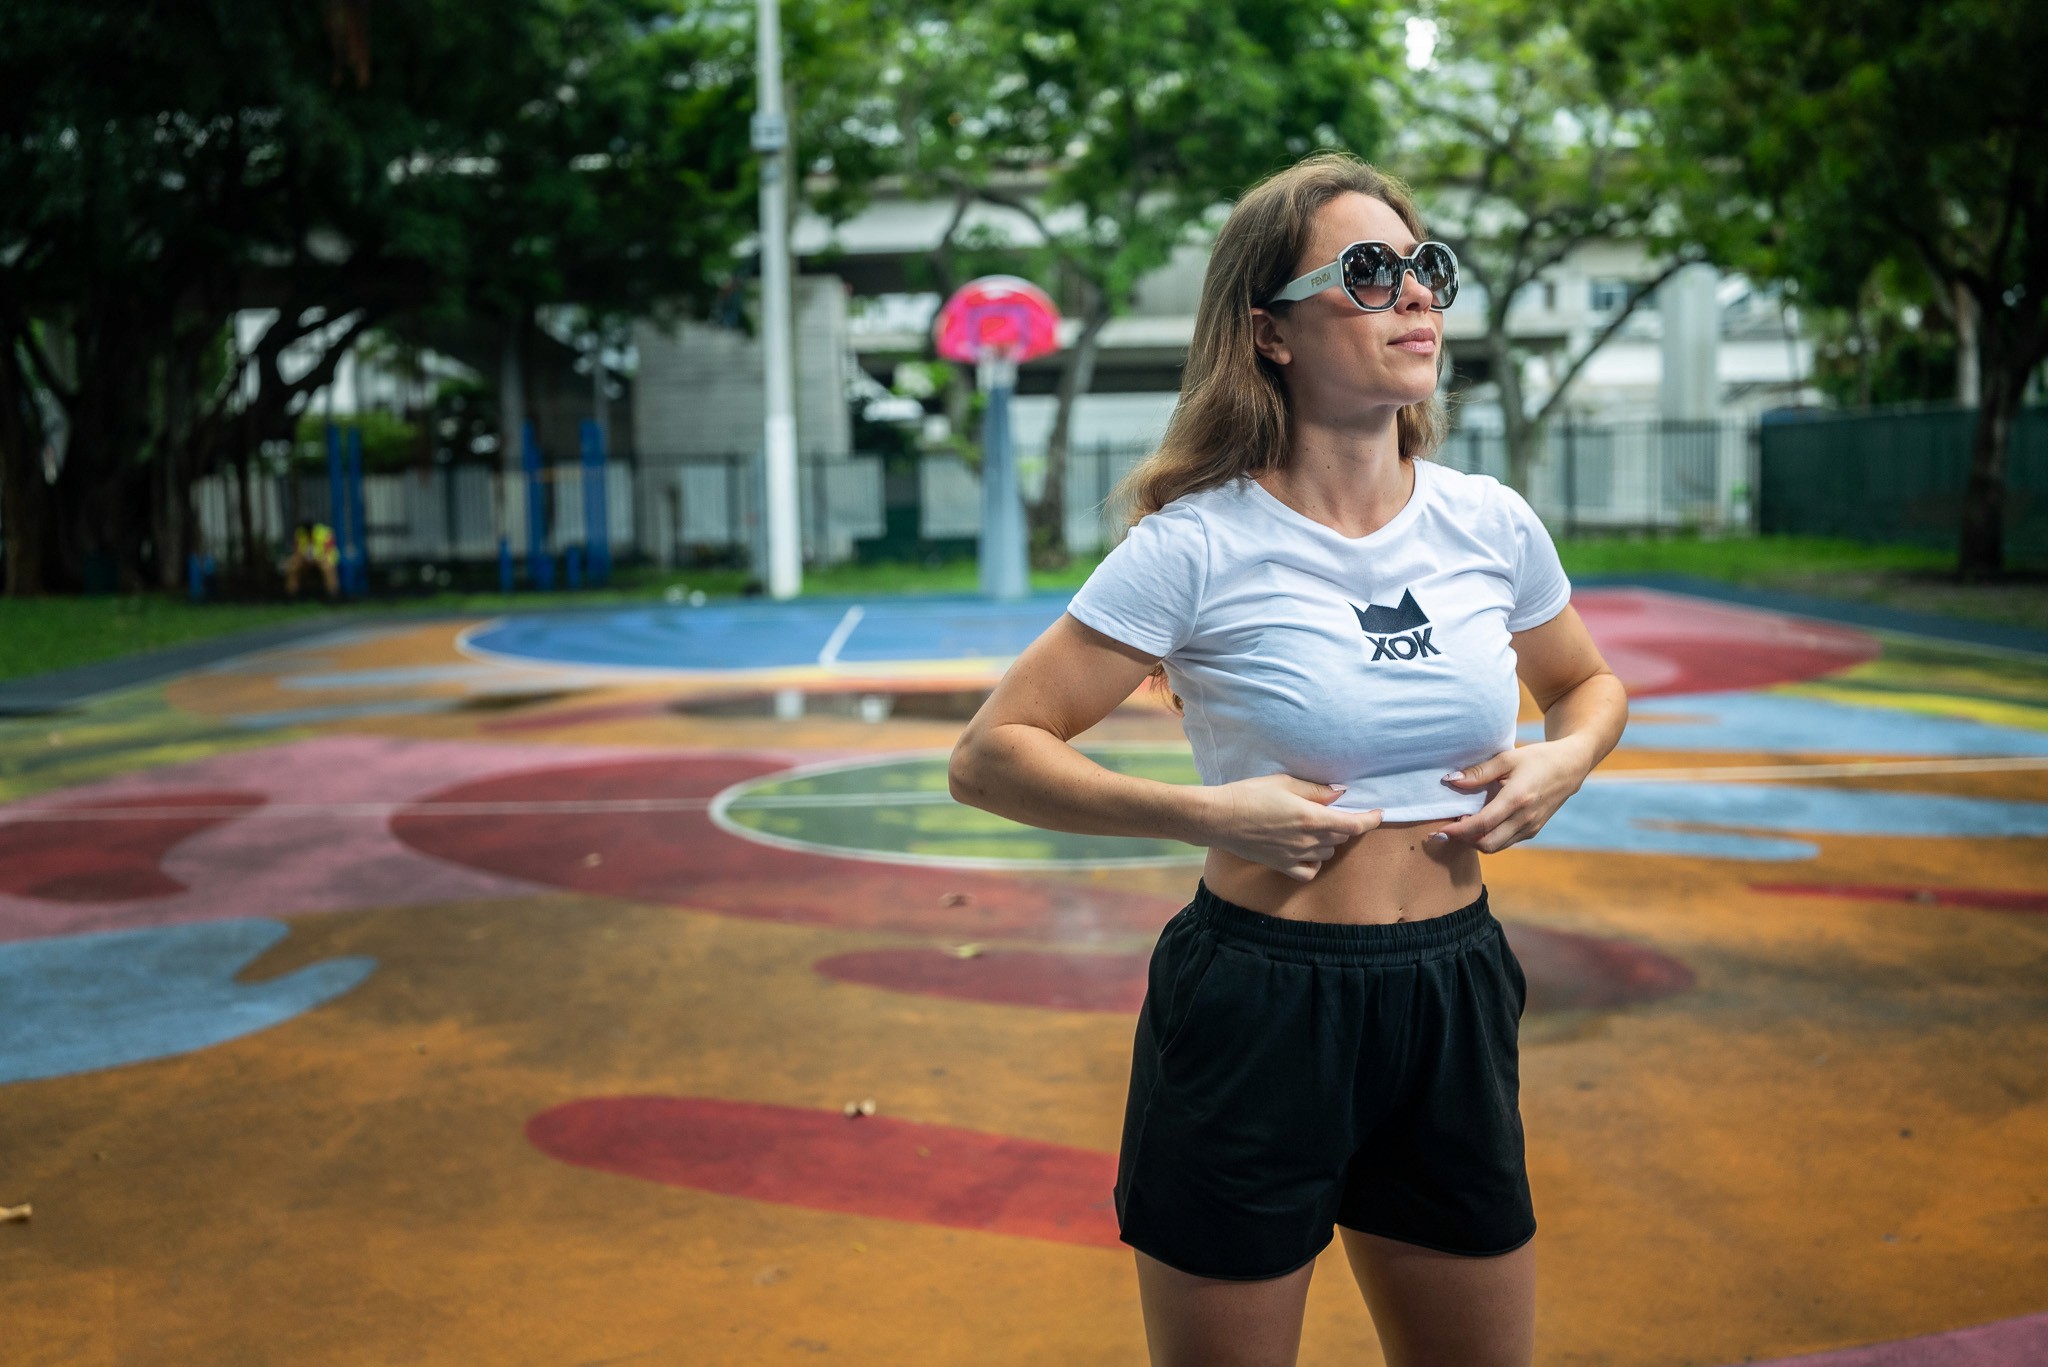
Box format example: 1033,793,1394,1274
1397,267,1434,310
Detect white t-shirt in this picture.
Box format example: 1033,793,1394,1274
1064,455,1571,821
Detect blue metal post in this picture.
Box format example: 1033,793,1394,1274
522,420,553,591
977,363,1029,600
345,426,368,597
324,422,347,592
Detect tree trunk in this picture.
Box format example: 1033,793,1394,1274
233,424,260,584
53,307,154,592
0,333,50,596
1956,341,2020,580
153,341,197,590
500,316,527,476
1030,294,1111,568
1953,281,1981,407
1489,331,1536,491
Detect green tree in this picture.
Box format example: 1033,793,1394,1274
0,0,802,595
873,0,1394,565
1579,0,2048,576
1394,0,1700,493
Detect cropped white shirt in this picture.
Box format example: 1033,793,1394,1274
1063,456,1572,821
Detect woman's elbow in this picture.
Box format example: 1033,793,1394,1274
948,731,985,808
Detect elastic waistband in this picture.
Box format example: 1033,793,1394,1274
1186,879,1496,966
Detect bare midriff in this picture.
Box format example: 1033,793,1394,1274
1200,818,1483,924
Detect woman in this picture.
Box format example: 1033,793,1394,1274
947,151,1628,1366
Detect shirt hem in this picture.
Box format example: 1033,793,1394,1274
1063,602,1176,658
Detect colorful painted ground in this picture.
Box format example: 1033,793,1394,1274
2,586,2045,1365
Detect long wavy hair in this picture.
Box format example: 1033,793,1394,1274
1106,150,1452,712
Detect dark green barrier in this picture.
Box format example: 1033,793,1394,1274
1758,404,2048,562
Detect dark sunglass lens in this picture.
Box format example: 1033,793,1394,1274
1416,244,1458,304
1346,243,1401,306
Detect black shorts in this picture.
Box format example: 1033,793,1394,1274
1112,879,1535,1280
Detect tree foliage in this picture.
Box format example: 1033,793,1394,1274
1393,0,1698,492
1577,0,2048,575
867,0,1394,563
0,0,792,594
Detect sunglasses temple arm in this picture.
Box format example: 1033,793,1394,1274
1268,273,1317,304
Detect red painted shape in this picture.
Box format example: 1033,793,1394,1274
0,791,266,902
1750,882,2048,915
1571,589,1879,698
1505,924,1695,1013
526,1095,1120,1247
815,924,1694,1015
390,756,1176,938
817,947,1151,1011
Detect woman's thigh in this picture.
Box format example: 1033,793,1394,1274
1338,1228,1535,1367
1133,1248,1317,1367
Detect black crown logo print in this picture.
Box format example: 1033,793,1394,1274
1350,588,1443,662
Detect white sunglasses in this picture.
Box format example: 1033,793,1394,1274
1265,240,1460,312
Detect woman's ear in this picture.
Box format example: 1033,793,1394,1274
1249,307,1292,367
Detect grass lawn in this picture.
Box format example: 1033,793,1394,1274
1,533,2040,684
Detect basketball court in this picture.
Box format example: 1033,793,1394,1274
3,582,2045,1365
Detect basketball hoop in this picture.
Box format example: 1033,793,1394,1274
934,276,1062,387
930,276,1060,603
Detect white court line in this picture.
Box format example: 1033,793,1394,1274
816,605,865,667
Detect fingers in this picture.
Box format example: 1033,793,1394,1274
1289,778,1349,806
1279,839,1338,879
1293,804,1380,836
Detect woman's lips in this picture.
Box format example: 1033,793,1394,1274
1391,335,1437,354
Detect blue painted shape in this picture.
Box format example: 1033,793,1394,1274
1535,780,2048,861
0,920,376,1086
226,698,454,729
462,594,1076,672
1520,691,2048,756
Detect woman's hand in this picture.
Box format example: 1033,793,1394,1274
1203,775,1385,882
1427,739,1593,853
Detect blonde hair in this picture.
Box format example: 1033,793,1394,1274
1104,150,1451,711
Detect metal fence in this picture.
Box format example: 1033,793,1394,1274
1437,416,1757,534
1757,403,2048,561
193,417,1768,579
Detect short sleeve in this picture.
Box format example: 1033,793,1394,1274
1065,500,1210,658
1500,484,1571,631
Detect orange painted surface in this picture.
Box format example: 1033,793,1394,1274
3,601,2045,1365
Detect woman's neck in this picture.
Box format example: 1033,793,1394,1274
1258,411,1411,537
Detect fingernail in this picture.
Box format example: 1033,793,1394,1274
1329,784,1347,793
1427,831,1449,843
1441,771,1465,784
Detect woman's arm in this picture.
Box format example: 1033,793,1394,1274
950,614,1382,879
949,614,1222,843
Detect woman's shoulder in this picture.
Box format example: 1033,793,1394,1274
1125,479,1254,536
1416,454,1492,496
1416,457,1517,522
